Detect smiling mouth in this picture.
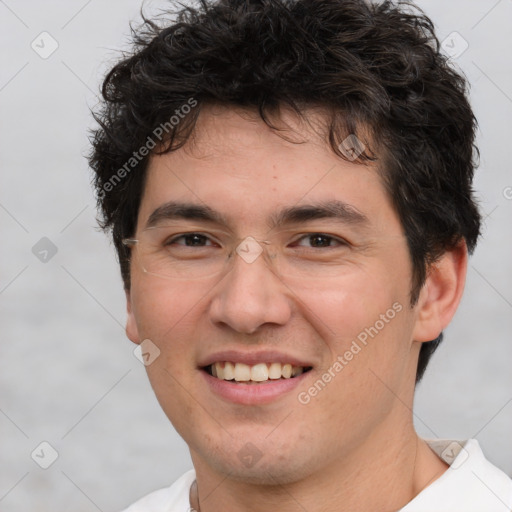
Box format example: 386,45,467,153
204,362,313,384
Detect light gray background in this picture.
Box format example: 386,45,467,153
1,1,511,511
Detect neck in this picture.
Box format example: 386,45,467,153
190,423,448,512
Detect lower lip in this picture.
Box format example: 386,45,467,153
201,369,310,405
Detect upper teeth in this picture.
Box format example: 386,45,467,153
211,362,305,382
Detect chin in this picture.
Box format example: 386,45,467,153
199,439,319,486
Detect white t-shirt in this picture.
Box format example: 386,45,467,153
121,439,512,512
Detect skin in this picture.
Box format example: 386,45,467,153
125,103,467,511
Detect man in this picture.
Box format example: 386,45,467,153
89,0,512,510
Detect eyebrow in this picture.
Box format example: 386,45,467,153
269,200,369,229
145,200,369,230
146,202,228,229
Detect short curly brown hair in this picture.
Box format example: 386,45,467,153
89,0,481,383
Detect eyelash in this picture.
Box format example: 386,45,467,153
293,233,347,249
166,233,216,247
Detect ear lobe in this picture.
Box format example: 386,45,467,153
125,288,141,345
412,241,468,343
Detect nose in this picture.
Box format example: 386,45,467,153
208,244,292,334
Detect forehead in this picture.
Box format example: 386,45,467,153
137,104,400,235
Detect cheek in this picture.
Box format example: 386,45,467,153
130,278,206,431
294,267,406,346
131,277,204,343
294,266,413,401
294,288,412,447
130,277,209,402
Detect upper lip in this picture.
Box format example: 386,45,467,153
198,349,314,369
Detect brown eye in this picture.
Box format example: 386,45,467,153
294,233,346,248
166,233,214,247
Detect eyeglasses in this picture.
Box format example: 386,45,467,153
122,223,403,281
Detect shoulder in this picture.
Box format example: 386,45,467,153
403,439,512,511
120,469,196,512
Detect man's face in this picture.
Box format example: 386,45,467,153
126,105,423,484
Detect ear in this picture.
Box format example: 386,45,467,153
412,241,468,343
125,288,141,345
